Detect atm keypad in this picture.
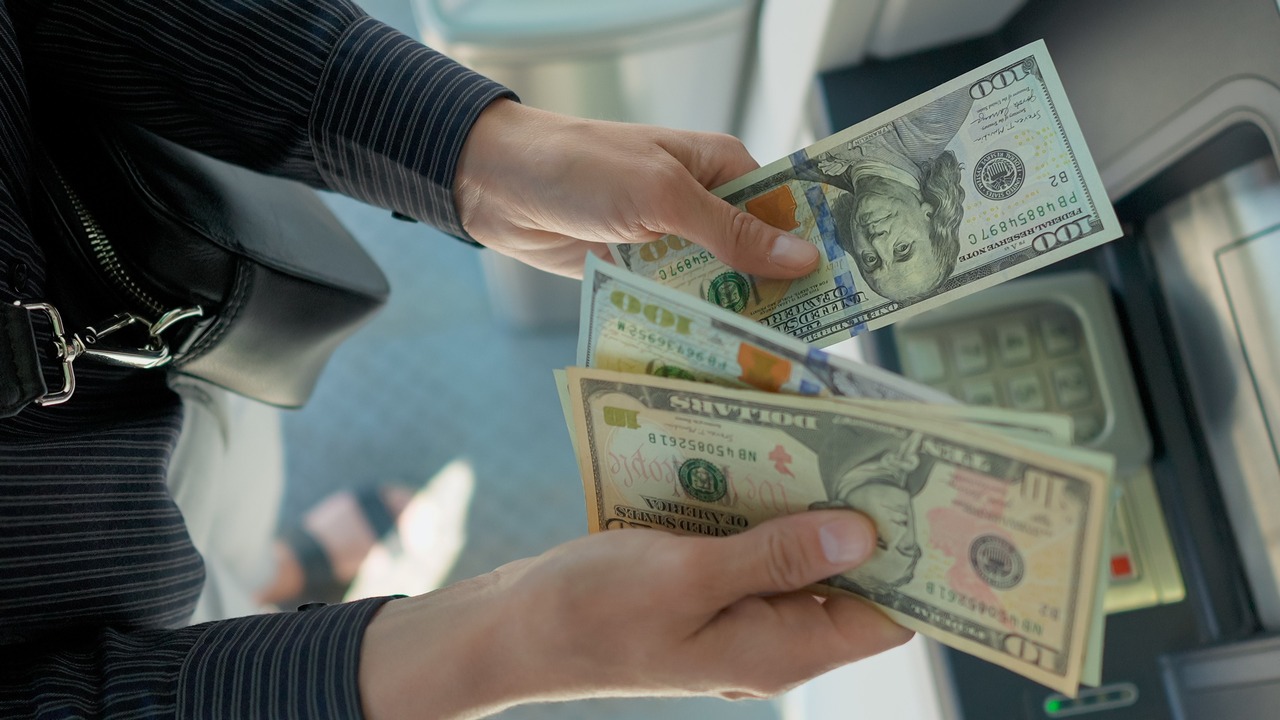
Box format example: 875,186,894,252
892,273,1184,616
897,303,1107,443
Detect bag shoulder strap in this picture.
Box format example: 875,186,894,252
1,301,47,418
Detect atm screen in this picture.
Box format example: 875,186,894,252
1218,225,1280,468
1149,156,1280,631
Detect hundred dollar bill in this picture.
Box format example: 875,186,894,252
579,254,955,404
566,366,1110,695
611,40,1121,347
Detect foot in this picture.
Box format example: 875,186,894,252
259,485,414,606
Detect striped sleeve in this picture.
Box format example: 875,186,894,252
0,377,397,718
0,598,392,719
312,16,515,239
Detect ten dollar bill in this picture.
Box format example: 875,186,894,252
566,367,1110,695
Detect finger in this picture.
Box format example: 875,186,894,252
696,592,913,697
586,244,616,264
767,592,914,670
661,183,820,279
653,131,760,190
823,594,916,648
703,510,876,603
780,594,915,681
652,133,815,277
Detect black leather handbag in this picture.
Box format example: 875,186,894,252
9,120,390,412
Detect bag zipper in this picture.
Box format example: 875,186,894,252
27,157,204,397
46,163,167,318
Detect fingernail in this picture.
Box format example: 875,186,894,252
768,235,818,270
820,519,872,565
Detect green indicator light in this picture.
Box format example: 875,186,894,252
1045,698,1064,714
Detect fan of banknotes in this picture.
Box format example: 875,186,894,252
555,40,1123,697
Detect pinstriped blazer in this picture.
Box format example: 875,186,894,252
0,2,512,716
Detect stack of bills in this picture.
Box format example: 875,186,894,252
556,41,1122,697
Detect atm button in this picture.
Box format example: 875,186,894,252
952,331,990,376
1051,362,1093,408
961,379,1000,406
1040,314,1081,356
1007,373,1047,410
1111,555,1136,580
996,322,1034,366
1073,411,1104,443
902,338,947,383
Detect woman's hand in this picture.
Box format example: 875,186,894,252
455,99,820,279
359,510,913,720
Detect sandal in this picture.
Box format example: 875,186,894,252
276,484,411,605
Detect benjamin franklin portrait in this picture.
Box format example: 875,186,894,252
799,90,974,304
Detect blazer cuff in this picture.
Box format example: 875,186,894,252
311,17,516,244
176,597,393,719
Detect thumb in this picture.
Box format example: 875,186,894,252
664,184,820,279
709,510,877,602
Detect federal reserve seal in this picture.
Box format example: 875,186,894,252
707,271,750,313
973,149,1026,201
678,459,727,503
969,535,1024,590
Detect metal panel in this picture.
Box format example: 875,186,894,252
1146,158,1280,630
1004,0,1280,196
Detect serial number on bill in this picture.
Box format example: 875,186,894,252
648,433,757,461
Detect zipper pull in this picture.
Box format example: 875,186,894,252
81,312,171,369
81,306,204,369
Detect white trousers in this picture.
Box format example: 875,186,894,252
166,377,285,624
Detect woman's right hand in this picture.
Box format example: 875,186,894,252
358,510,912,719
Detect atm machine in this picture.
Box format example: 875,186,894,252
815,0,1280,717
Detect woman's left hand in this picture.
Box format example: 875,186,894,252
455,99,820,279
